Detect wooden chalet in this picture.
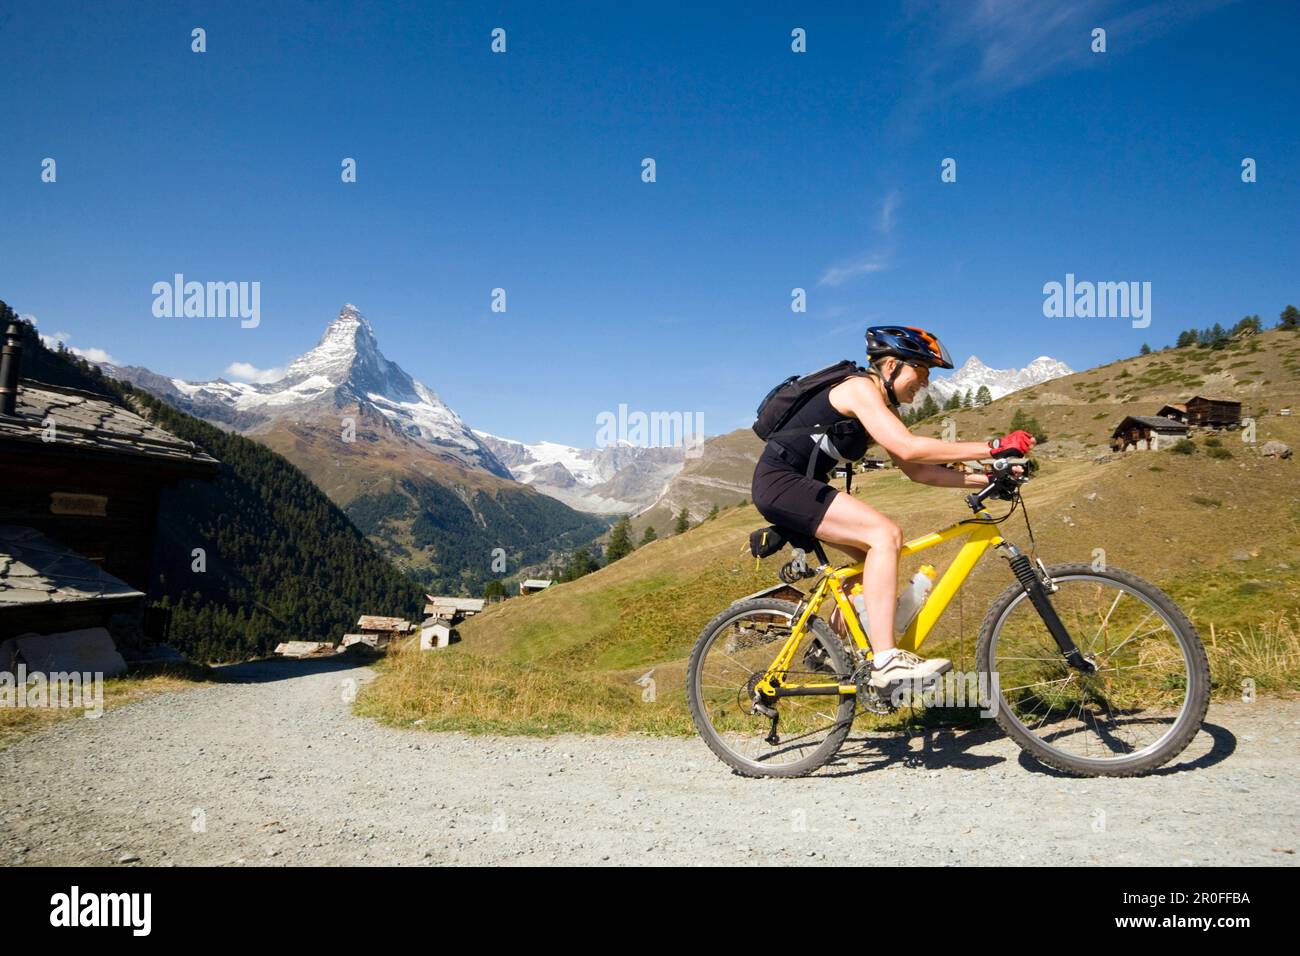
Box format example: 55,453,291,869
423,596,485,621
0,320,219,645
1110,415,1190,453
1184,396,1242,428
519,578,552,596
346,615,413,650
1155,403,1187,423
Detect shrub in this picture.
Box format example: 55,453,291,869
1170,439,1196,455
1207,446,1233,459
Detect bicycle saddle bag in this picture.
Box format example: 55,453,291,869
749,525,816,559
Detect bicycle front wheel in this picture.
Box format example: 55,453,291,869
687,598,856,778
976,563,1210,777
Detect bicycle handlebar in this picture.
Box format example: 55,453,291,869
964,457,1031,511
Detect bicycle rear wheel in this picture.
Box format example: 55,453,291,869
686,598,856,778
976,563,1210,777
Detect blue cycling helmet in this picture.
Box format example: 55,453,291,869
864,325,954,408
865,325,954,369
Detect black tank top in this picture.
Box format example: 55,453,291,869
765,383,873,480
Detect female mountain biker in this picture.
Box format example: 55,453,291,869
749,325,1035,690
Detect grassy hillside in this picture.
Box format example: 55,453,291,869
359,330,1300,734
631,429,762,539
914,328,1300,455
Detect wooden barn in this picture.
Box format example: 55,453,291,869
0,320,219,645
341,614,413,651
1184,396,1242,428
1155,403,1187,423
1110,415,1190,453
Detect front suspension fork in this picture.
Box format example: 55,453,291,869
1002,545,1097,673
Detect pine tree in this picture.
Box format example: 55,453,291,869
674,508,690,534
1010,408,1048,443
917,394,940,419
483,579,507,601
962,389,973,408
942,392,961,411
1280,305,1300,330
640,526,657,545
605,515,634,562
557,547,600,582
706,504,719,520
1140,343,1151,355
975,385,993,407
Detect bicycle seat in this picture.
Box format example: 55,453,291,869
748,524,827,564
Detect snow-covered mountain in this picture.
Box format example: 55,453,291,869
109,304,509,477
906,355,1073,410
473,431,685,514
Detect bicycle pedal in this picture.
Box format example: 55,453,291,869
853,674,895,715
858,692,893,716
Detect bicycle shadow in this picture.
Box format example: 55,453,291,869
813,713,1236,778
1009,717,1237,778
817,713,1007,778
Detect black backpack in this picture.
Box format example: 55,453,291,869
752,359,868,441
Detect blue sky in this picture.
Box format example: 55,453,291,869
2,0,1296,446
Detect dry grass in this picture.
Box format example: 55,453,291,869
1205,611,1300,697
0,663,218,748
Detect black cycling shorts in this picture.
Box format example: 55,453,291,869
750,449,839,540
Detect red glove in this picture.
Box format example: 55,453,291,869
989,429,1034,457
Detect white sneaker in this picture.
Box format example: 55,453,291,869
869,649,952,689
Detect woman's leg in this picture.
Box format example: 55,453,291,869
813,492,903,654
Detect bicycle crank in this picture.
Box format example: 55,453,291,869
852,663,895,715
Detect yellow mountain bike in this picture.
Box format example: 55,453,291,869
686,460,1211,778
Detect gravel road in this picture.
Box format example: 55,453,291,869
3,660,1296,866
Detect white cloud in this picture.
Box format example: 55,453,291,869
73,346,120,365
224,361,286,384
879,190,901,235
818,189,899,287
902,0,1235,105
818,254,891,288
38,329,119,366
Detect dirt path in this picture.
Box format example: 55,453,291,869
3,660,1296,866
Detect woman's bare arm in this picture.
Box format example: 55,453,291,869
893,458,990,489
830,377,991,465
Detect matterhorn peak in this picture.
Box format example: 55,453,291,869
129,303,510,478
322,303,375,339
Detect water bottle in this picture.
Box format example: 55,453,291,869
849,584,869,638
894,565,937,633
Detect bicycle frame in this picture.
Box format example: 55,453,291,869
757,510,1005,699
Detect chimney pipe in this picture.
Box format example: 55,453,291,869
0,321,24,417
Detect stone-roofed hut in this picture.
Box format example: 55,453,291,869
0,319,219,643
